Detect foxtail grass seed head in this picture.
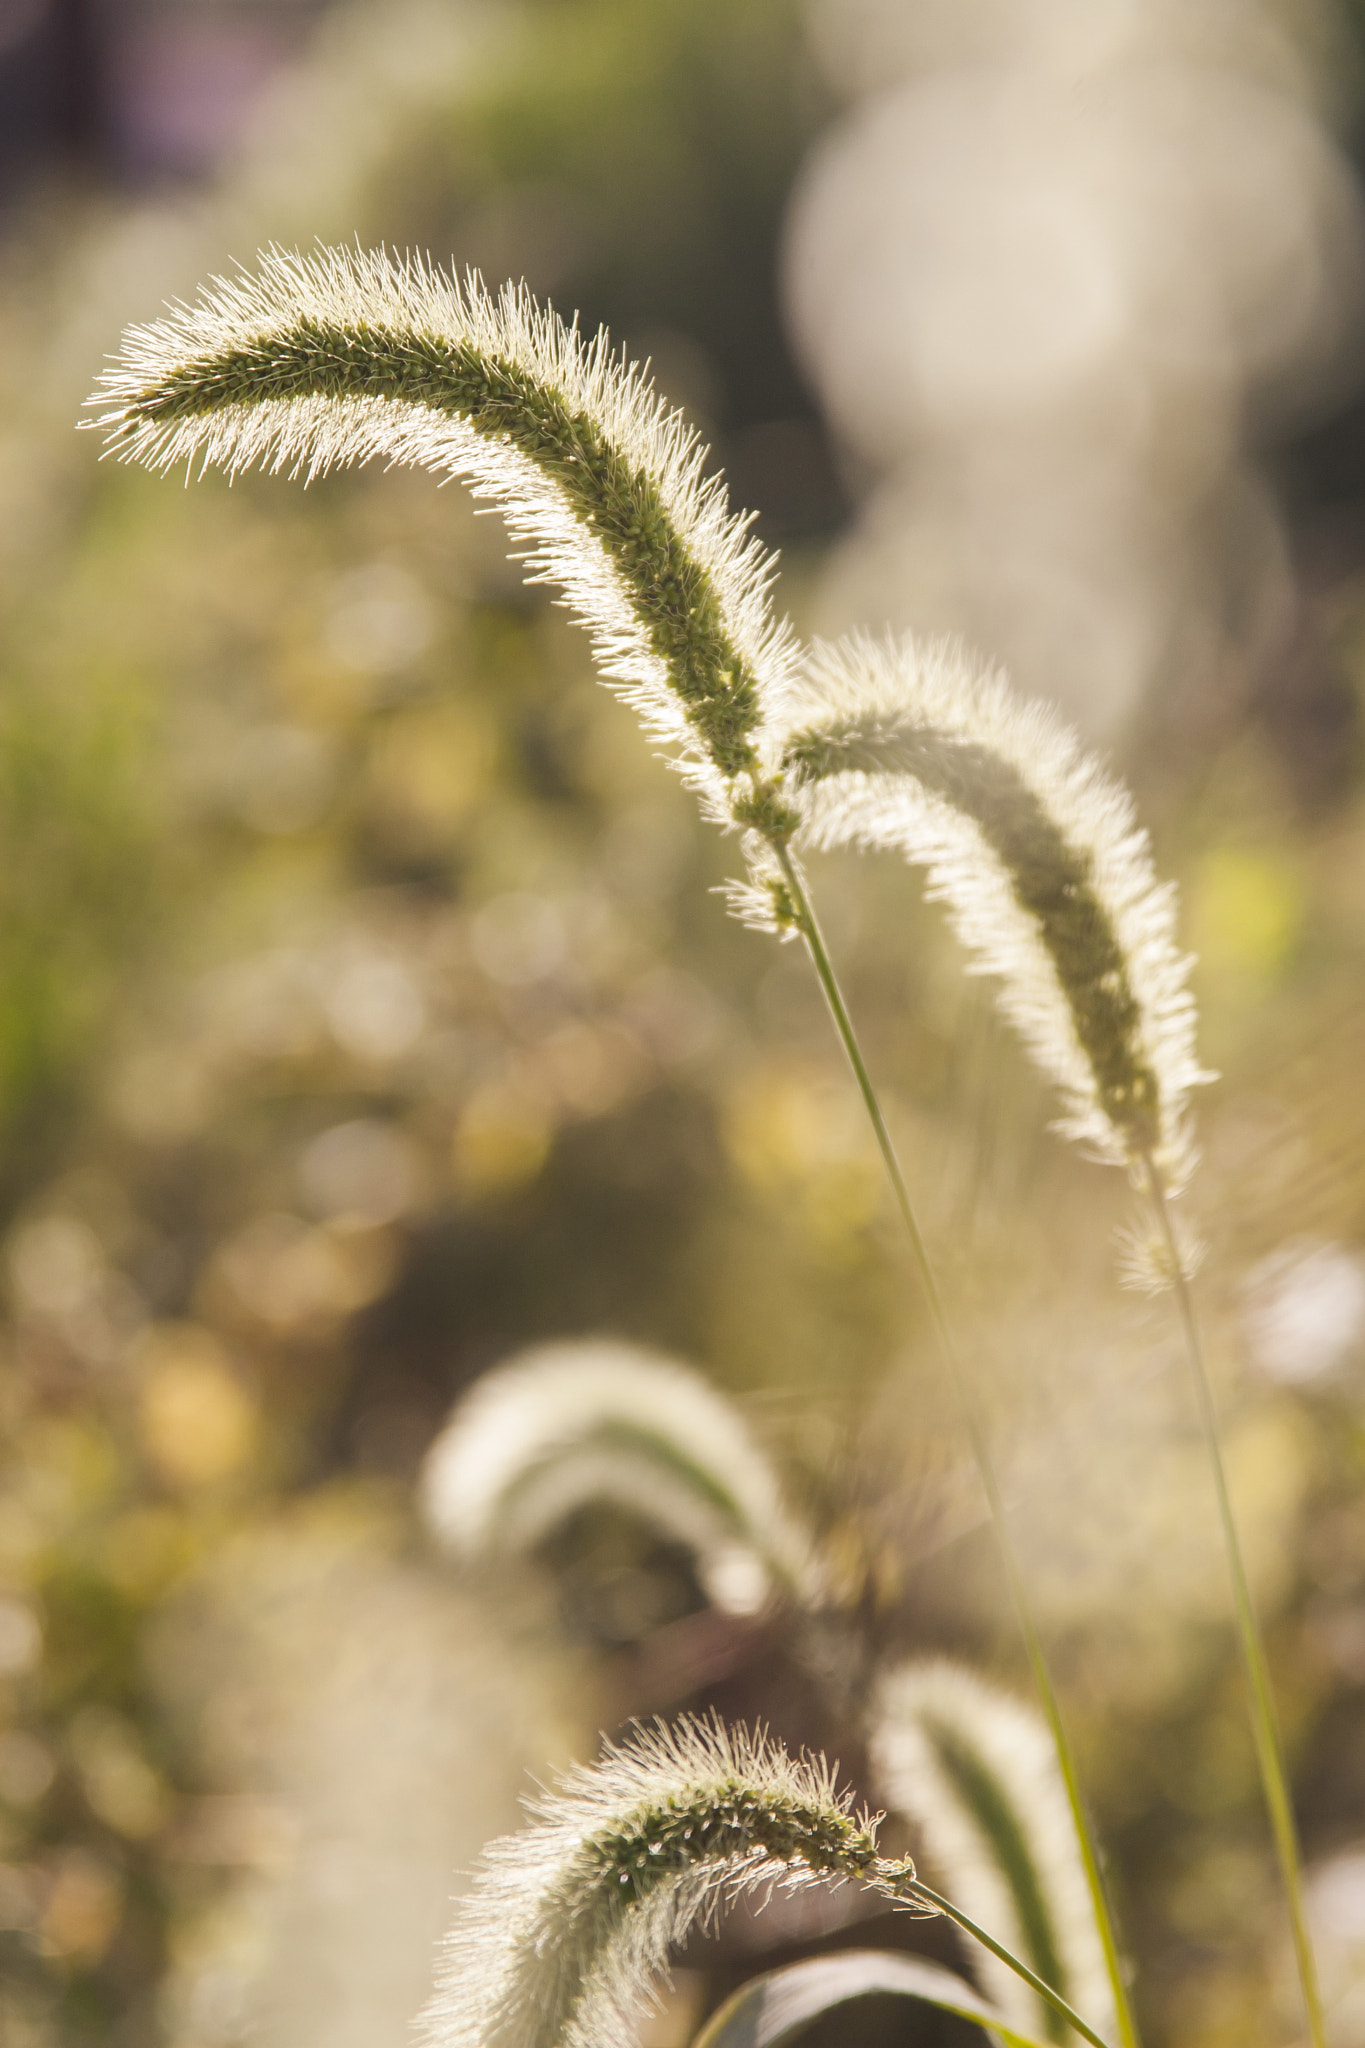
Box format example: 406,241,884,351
872,1661,1114,2045
780,632,1213,1196
418,1340,823,1613
420,1715,922,2048
91,251,1209,1223
87,245,800,827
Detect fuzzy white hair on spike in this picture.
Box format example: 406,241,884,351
780,632,1214,1194
418,1340,822,1612
718,835,805,941
871,1660,1114,2044
1114,1205,1207,1294
86,245,799,818
419,1715,913,2048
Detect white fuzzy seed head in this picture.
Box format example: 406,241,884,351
87,244,798,817
420,1715,904,2048
418,1339,823,1611
782,632,1214,1192
872,1660,1114,2044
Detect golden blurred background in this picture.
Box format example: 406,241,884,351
4,3,1365,2045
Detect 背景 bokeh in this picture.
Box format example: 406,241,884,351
4,3,1365,2045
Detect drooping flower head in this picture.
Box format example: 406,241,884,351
87,245,798,829
420,1715,918,2048
872,1660,1114,2045
779,633,1213,1195
419,1339,822,1613
89,249,1210,1223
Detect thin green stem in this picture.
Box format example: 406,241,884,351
894,1874,1112,2048
772,843,1138,2048
1143,1156,1326,2048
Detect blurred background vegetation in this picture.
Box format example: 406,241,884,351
4,2,1365,2045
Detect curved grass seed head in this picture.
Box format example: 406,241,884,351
872,1660,1114,2045
420,1715,921,2048
90,251,1209,1276
780,632,1214,1206
87,244,799,830
419,1339,823,1613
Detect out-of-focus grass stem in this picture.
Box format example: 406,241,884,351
772,842,1139,2048
1143,1155,1326,2048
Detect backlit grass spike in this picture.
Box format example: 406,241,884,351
872,1660,1115,2046
419,1715,919,2048
418,1340,822,1613
781,631,1214,1199
87,244,799,824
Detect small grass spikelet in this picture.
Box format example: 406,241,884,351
87,244,798,820
781,632,1213,1193
719,842,806,940
418,1341,822,1612
420,1715,919,2048
1114,1206,1207,1294
871,1661,1114,2044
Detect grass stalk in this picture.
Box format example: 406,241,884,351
1143,1157,1326,2048
773,844,1139,2048
894,1876,1113,2048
